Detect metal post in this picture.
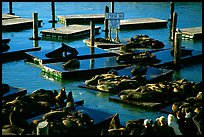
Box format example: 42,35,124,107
8,2,15,15
171,12,177,43
173,32,182,66
90,21,95,47
33,13,39,40
111,2,114,13
104,5,109,39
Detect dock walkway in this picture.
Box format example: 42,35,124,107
180,26,202,39
40,25,101,39
2,13,42,31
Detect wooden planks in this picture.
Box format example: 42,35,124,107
2,13,42,31
180,26,202,39
40,25,101,39
120,18,168,29
57,14,105,25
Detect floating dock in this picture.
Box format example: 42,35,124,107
57,14,168,30
1,47,41,63
181,26,202,39
83,38,169,56
2,84,27,101
57,14,105,25
40,25,101,39
120,18,168,29
41,56,131,79
25,46,116,66
109,95,169,110
150,48,202,68
2,13,42,31
78,66,173,93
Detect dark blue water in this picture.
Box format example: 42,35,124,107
2,2,202,126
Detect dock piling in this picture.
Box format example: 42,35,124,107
90,21,95,47
171,12,177,43
8,2,15,15
111,2,114,13
173,32,182,67
31,13,40,40
169,2,174,30
104,5,109,39
51,2,56,29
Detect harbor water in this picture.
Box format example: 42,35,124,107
2,2,202,126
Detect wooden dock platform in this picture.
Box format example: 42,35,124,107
180,26,202,39
25,46,116,66
1,47,41,63
2,13,42,31
78,66,173,94
57,14,105,25
41,56,131,79
40,25,101,39
2,84,27,101
57,14,168,30
120,18,168,29
150,48,202,68
109,95,169,110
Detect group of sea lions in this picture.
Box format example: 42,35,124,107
2,87,93,135
118,79,202,103
116,51,161,65
84,66,148,93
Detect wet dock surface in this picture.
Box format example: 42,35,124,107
40,25,101,39
180,26,202,39
25,46,116,65
57,14,105,25
2,13,42,31
42,56,130,79
120,18,168,29
2,85,27,101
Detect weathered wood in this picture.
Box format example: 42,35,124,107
120,18,168,29
180,26,202,39
169,2,174,29
104,5,109,39
171,12,177,41
40,25,101,39
111,2,114,13
57,14,105,25
2,14,20,20
90,21,95,47
2,14,42,31
32,13,39,40
8,2,15,15
173,32,182,66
